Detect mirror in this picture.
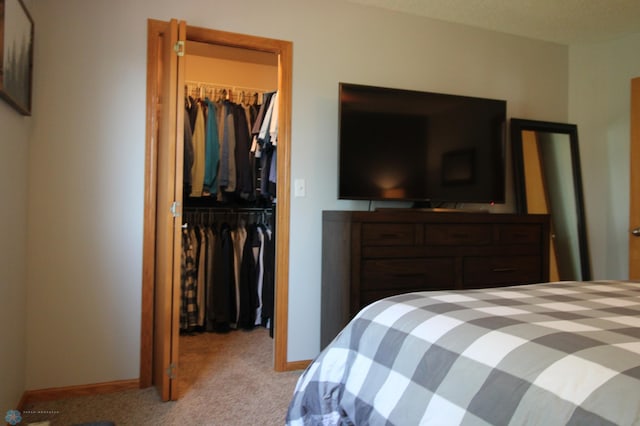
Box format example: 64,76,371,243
511,118,591,281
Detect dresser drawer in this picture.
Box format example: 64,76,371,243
424,224,491,245
496,224,541,244
463,255,541,287
361,289,439,308
362,223,416,246
362,258,455,290
322,211,550,348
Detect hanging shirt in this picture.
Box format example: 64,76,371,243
234,103,254,198
187,96,199,135
225,109,237,192
251,92,274,158
204,227,216,331
203,99,220,196
181,228,199,331
254,225,265,326
231,223,247,327
218,102,235,190
183,104,194,196
190,103,206,197
197,227,207,327
238,224,260,330
268,92,279,146
258,93,276,146
261,226,275,336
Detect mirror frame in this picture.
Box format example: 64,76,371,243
511,118,592,281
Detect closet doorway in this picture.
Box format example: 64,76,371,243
631,76,640,278
141,19,294,401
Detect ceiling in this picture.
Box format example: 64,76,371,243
346,0,640,45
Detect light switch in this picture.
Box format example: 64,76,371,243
294,178,306,197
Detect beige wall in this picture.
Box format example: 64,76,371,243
24,0,570,390
0,4,30,414
0,75,30,412
569,32,640,279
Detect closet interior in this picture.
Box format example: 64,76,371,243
179,40,279,375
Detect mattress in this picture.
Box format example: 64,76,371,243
287,280,640,425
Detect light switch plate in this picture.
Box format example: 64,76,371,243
294,178,306,197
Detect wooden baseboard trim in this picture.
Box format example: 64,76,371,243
22,378,140,404
15,391,28,412
285,360,310,371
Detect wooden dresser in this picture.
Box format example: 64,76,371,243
321,210,550,348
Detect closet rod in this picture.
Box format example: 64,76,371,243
183,206,273,213
184,80,275,96
182,207,273,227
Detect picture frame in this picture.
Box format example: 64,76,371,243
0,0,34,115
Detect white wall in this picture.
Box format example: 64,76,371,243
25,1,148,388
569,32,640,280
26,0,569,389
0,80,30,410
284,3,568,361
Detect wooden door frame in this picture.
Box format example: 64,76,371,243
630,77,640,279
140,19,297,389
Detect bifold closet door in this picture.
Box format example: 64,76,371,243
630,77,640,279
152,18,186,402
143,20,295,402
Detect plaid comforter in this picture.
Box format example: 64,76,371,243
287,281,640,425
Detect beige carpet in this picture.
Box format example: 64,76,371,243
21,328,303,426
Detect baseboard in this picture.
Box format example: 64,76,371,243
285,359,310,371
14,391,28,413
22,378,139,405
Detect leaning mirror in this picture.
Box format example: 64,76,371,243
511,118,591,281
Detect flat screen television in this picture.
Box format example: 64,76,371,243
338,83,506,206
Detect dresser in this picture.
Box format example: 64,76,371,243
321,210,550,348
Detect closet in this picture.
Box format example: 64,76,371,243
179,42,278,337
141,19,294,402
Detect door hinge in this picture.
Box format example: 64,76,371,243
174,41,185,57
170,201,182,218
166,363,176,379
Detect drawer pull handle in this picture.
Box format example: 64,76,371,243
492,268,517,273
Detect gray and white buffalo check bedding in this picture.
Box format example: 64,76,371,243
286,281,640,425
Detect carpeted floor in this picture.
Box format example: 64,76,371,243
20,328,303,426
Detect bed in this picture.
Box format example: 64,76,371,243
286,280,640,425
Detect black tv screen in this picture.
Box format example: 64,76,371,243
339,83,506,204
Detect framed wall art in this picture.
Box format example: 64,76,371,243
0,0,34,115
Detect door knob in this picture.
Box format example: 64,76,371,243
632,227,640,237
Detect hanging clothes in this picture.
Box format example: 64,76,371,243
184,100,195,197
180,228,199,333
184,88,277,205
180,210,275,335
261,224,275,336
180,82,277,338
252,92,278,199
231,222,247,327
254,225,265,326
237,224,260,330
213,223,235,333
203,99,220,196
190,103,206,197
233,103,254,199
